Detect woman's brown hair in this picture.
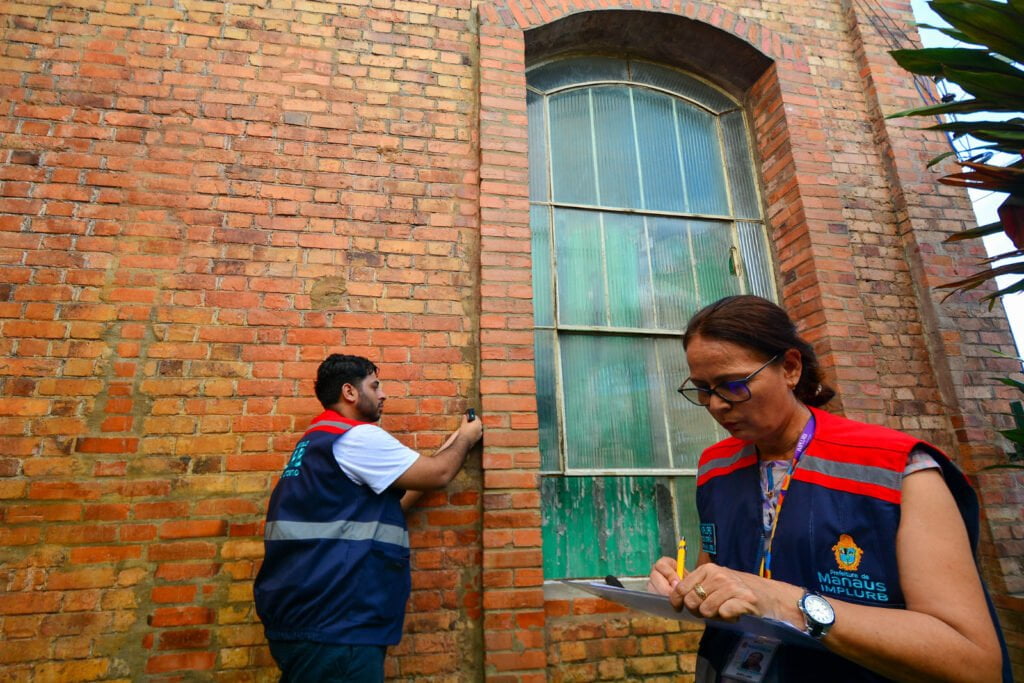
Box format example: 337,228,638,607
682,295,835,407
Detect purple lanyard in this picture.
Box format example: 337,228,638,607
758,414,816,579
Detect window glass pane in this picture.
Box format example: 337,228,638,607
549,89,597,205
528,57,774,581
560,333,661,470
527,89,548,202
672,477,701,573
691,219,742,302
591,86,642,209
648,216,700,331
602,212,653,329
655,337,724,469
677,105,729,215
535,329,560,471
541,476,673,578
554,208,606,326
530,204,554,327
528,56,629,93
738,221,776,301
721,110,760,219
630,61,736,115
633,89,686,213
664,345,727,469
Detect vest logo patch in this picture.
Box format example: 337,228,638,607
282,440,309,478
817,534,887,603
699,523,717,555
832,533,863,571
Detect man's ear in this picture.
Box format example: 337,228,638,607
339,382,358,403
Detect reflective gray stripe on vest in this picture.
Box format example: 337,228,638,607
799,454,901,492
265,519,409,548
308,420,353,432
698,444,755,480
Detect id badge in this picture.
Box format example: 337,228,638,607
721,635,779,683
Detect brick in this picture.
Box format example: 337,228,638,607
145,651,216,673
158,520,228,539
0,592,61,615
149,606,214,628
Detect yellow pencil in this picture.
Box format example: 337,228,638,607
676,537,686,578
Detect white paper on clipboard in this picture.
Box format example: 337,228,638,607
560,580,825,651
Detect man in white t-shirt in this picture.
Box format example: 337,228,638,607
254,354,483,682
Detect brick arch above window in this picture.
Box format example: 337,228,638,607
480,1,803,70
524,9,776,96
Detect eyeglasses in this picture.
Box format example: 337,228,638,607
677,354,780,406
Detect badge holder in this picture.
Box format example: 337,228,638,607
721,635,779,683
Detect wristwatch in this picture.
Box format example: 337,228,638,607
798,591,835,639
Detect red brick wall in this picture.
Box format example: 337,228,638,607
1,0,1020,680
0,0,484,678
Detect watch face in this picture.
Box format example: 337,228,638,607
803,594,835,624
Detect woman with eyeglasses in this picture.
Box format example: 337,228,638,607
646,295,1009,683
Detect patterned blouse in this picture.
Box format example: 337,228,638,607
759,446,939,548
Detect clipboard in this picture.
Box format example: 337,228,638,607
561,580,826,651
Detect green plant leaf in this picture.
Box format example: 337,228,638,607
926,150,959,168
988,276,1024,300
937,261,1024,293
890,47,1024,77
998,427,1024,443
943,220,1008,242
968,131,1024,152
936,162,1024,193
938,173,1024,192
995,377,1024,391
886,98,1018,119
942,67,1024,102
930,0,1024,64
915,22,977,44
927,119,1024,135
990,349,1024,363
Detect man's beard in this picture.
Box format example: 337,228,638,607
355,389,381,422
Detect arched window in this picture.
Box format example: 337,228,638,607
528,56,775,578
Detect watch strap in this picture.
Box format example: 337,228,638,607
798,591,834,639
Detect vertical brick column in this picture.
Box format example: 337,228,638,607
840,0,1019,462
841,0,1023,675
747,61,886,420
477,5,548,682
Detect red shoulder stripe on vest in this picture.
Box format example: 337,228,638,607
697,440,756,486
302,423,352,438
301,410,366,438
697,454,756,486
794,469,901,504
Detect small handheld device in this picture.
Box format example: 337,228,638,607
466,408,476,422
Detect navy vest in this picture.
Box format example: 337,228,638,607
695,407,1010,682
254,411,411,646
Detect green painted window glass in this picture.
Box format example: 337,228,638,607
528,57,775,579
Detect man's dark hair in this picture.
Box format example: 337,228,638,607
315,354,379,409
683,295,835,407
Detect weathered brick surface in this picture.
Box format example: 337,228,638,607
1,0,482,678
477,0,1021,681
1,0,1020,680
